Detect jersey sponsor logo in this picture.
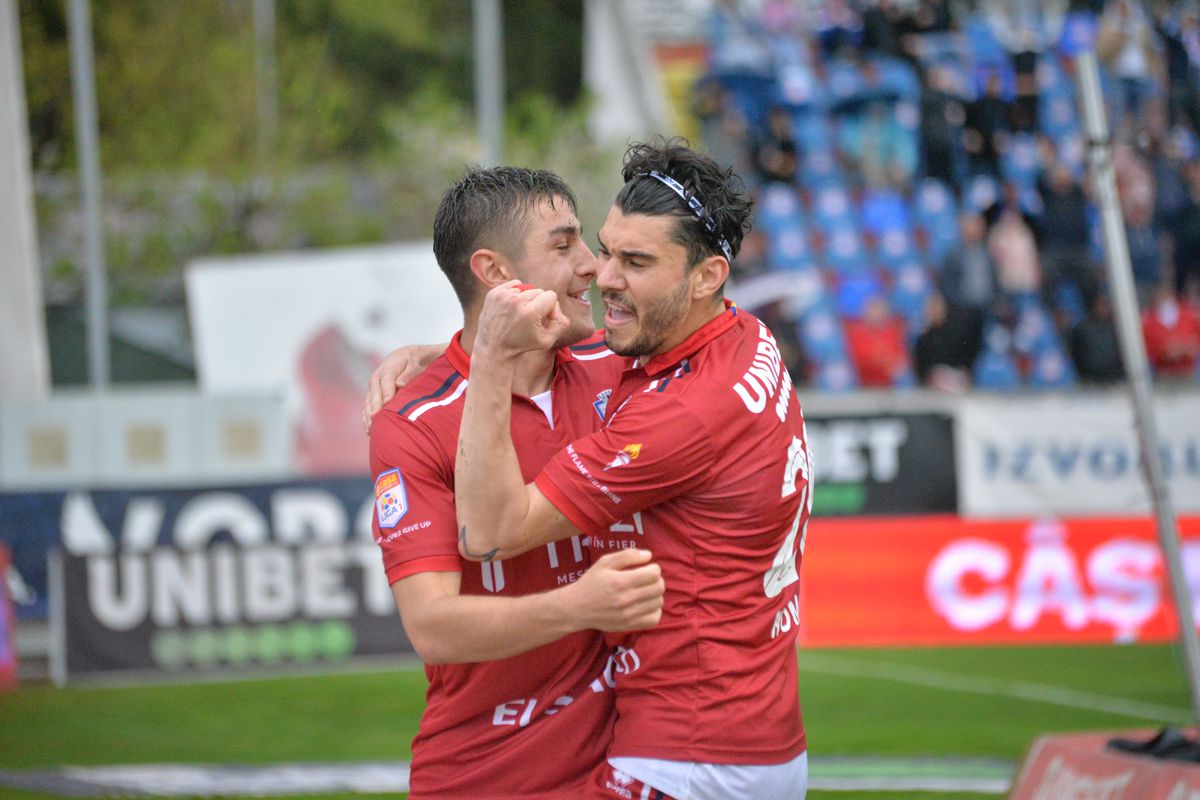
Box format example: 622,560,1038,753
733,321,784,414
605,768,635,798
373,469,408,529
603,443,642,471
611,769,634,787
593,388,612,420
568,444,623,505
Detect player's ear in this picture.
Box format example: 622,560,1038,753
468,249,515,289
690,254,729,301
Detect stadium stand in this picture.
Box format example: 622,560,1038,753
700,0,1200,392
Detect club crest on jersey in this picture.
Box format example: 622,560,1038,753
593,388,611,420
603,443,642,471
374,468,408,529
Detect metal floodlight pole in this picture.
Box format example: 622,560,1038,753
472,0,503,167
67,0,109,388
253,0,277,157
1075,49,1200,726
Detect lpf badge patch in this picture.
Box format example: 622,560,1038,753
374,469,409,529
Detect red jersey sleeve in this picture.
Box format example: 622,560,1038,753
369,410,461,584
536,393,715,538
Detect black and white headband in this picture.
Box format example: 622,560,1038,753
638,170,734,262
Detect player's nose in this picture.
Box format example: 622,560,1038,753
596,252,622,291
575,242,599,279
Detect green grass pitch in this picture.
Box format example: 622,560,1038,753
0,643,1190,799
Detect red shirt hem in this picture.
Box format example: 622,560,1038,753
608,734,807,765
385,555,462,584
535,472,607,539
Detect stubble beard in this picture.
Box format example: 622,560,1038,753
604,279,691,358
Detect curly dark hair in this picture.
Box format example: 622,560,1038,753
433,166,578,307
615,136,753,269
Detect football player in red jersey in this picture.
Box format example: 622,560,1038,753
368,166,664,799
456,139,813,799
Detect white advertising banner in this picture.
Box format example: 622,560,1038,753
956,393,1200,518
186,244,461,476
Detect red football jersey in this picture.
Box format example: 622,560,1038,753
537,304,812,765
370,331,627,799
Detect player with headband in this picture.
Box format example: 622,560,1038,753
456,138,813,799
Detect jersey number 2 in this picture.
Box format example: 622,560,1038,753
763,436,810,599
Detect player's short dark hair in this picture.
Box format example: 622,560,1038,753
433,166,578,307
614,136,753,270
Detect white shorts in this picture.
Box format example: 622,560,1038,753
608,751,808,800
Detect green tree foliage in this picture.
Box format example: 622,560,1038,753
18,0,606,315
19,0,582,175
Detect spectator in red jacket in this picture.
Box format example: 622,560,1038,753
845,295,912,387
1141,288,1200,379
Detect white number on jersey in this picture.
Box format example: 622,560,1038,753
764,435,811,598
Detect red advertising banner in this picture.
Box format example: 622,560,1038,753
0,544,16,689
800,516,1200,647
1009,731,1200,799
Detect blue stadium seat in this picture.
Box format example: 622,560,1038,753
813,358,859,392
813,185,858,228
1174,126,1200,161
876,56,921,101
973,346,1022,391
1040,93,1080,140
776,62,825,110
1001,132,1041,191
825,58,865,107
914,179,960,263
757,182,805,238
1052,132,1087,180
964,16,1009,72
822,222,870,274
1053,282,1086,328
1037,54,1067,95
913,32,961,67
836,271,884,319
861,187,912,236
1028,345,1077,390
875,228,919,271
767,227,814,271
1059,10,1099,56
799,303,848,363
1012,302,1059,355
799,147,843,189
1087,205,1106,264
792,110,833,149
964,174,1000,213
716,72,777,132
890,263,933,335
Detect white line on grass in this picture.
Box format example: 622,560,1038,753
798,651,1190,724
4,760,1015,796
808,776,1010,793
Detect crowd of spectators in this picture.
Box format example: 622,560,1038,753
700,0,1200,391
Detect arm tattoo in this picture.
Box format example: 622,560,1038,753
459,526,500,562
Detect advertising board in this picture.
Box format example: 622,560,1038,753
186,243,460,475
804,412,956,516
956,394,1200,518
54,541,410,681
801,515,1200,647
